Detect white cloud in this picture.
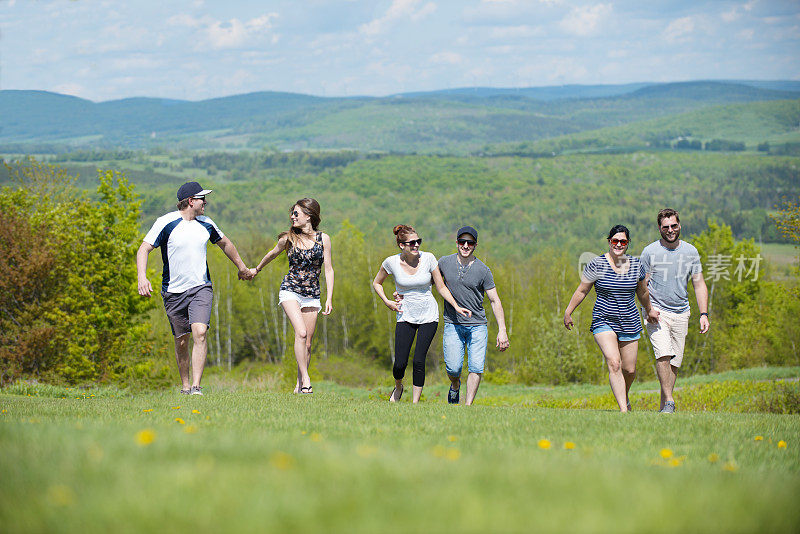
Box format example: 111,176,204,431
204,14,278,49
722,8,739,23
53,83,86,97
559,4,612,36
359,0,437,36
429,51,463,64
738,28,755,40
663,16,695,43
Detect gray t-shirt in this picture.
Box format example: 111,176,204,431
640,240,703,313
438,254,496,325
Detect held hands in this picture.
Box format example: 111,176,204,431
645,307,660,324
238,267,255,281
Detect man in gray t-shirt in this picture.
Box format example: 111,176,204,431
640,209,710,413
439,226,510,405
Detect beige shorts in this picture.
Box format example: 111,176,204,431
645,307,690,367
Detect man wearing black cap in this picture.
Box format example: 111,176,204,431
438,226,510,405
136,181,253,395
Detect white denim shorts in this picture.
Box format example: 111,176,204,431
646,307,690,367
278,290,321,311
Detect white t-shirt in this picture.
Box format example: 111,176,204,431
143,212,224,294
381,251,439,324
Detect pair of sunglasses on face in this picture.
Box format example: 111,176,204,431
609,238,628,246
402,238,423,246
457,238,476,246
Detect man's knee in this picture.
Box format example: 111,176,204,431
191,324,208,343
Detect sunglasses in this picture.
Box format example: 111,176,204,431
402,239,423,246
609,238,629,246
291,210,301,217
660,223,680,231
192,196,206,202
457,238,476,246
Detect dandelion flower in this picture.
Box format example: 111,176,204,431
659,448,673,459
431,445,446,458
269,451,294,470
668,458,683,467
754,436,763,442
564,442,576,450
538,439,551,450
441,415,446,420
708,453,720,463
447,435,457,442
184,425,198,434
310,433,322,442
172,406,181,410
445,448,461,461
301,430,307,435
723,461,738,472
135,429,156,446
192,409,201,414
142,409,153,413
1,409,6,413
174,418,185,425
778,440,787,449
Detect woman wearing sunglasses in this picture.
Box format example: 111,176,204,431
372,225,471,403
563,225,659,412
251,198,334,395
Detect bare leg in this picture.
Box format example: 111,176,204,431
618,339,639,408
412,385,423,403
174,333,191,390
465,372,482,406
300,307,319,389
190,323,208,388
656,356,678,409
593,332,628,412
281,301,311,389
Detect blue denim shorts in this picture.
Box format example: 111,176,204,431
591,324,640,342
443,323,489,376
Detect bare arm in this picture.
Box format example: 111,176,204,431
372,267,400,312
636,278,660,323
692,272,710,333
216,236,252,280
431,267,471,318
321,233,334,315
486,287,509,351
563,280,593,330
252,236,289,275
136,241,156,297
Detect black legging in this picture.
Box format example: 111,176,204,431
393,321,438,387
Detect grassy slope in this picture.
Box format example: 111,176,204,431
1,369,798,533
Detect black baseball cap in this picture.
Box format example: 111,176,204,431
457,226,478,241
177,181,213,201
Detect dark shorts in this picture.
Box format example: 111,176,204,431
162,284,213,338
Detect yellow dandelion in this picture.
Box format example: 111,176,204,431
531,418,535,421
778,440,787,449
708,453,720,463
431,445,446,458
135,429,156,446
754,436,763,442
142,409,153,413
191,409,201,414
538,439,551,450
441,415,446,420
447,435,457,442
205,415,211,421
1,409,6,413
659,448,673,459
445,448,461,461
47,484,75,507
668,458,683,467
723,461,738,472
310,433,323,442
184,425,198,434
90,394,95,397
301,430,307,435
564,442,576,450
269,451,294,470
172,406,181,410
356,445,377,458
174,417,185,425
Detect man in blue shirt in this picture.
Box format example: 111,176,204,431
136,182,253,395
640,209,710,413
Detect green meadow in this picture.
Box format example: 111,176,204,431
2,368,798,533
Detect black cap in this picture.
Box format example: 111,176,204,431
456,226,478,241
177,181,213,201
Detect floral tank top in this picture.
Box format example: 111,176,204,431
280,232,324,298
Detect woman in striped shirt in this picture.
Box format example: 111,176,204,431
563,225,660,412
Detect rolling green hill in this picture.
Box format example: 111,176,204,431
2,81,798,154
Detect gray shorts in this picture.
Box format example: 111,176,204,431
162,284,213,338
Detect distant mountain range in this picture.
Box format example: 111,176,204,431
2,80,799,153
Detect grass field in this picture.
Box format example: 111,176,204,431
1,369,799,533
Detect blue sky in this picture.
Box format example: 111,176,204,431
1,0,798,102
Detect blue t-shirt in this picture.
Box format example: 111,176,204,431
582,255,646,335
639,240,702,313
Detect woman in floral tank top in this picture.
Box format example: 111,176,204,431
252,198,334,395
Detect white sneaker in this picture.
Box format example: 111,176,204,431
190,386,203,396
